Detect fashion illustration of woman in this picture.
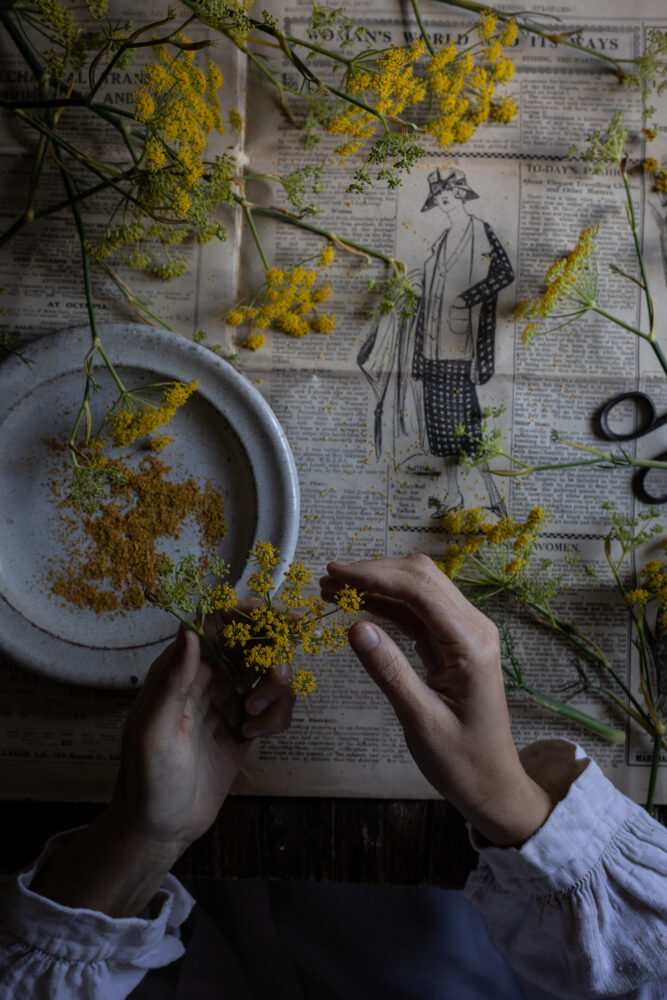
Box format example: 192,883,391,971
358,167,514,516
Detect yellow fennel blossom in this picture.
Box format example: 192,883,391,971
499,20,519,46
490,95,517,123
506,557,528,576
347,40,426,118
227,258,337,348
643,558,667,595
335,583,364,615
642,157,659,172
247,569,274,597
245,642,281,673
625,588,650,608
155,543,362,698
291,667,317,697
243,332,266,351
318,243,336,267
436,546,465,578
226,309,246,326
321,622,348,649
515,226,600,344
107,380,198,447
490,56,515,83
526,506,547,530
34,0,86,81
144,138,167,171
513,532,533,553
485,39,502,63
311,314,336,334
305,594,327,616
311,284,332,304
641,558,667,628
254,540,280,571
132,46,225,220
440,507,486,535
422,18,517,150
325,41,429,154
479,9,497,41
280,561,313,610
222,620,252,647
436,505,554,600
326,108,376,155
178,542,365,695
149,434,172,451
133,89,156,123
211,582,238,612
483,515,517,544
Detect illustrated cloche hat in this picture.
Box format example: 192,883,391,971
421,167,479,210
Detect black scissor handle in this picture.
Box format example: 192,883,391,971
634,450,667,505
599,391,667,441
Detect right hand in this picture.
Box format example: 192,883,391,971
321,554,555,847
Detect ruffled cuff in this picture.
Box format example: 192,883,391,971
464,752,651,895
0,828,195,1000
463,748,667,999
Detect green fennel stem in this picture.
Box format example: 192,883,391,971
0,172,138,249
241,202,270,271
411,0,436,55
99,261,176,330
244,199,406,277
168,610,239,685
526,602,649,721
61,171,128,449
605,556,658,713
523,688,625,743
0,10,43,80
646,730,664,815
620,169,655,335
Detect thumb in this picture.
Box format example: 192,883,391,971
348,622,426,727
146,625,201,730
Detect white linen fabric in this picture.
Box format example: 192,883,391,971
0,749,665,1000
464,754,667,999
0,829,195,1000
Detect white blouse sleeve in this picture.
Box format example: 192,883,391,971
464,752,667,1000
0,828,195,1000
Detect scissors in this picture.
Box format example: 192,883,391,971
599,390,667,505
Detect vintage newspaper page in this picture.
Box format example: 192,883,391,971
0,0,666,802
231,0,667,802
0,1,245,801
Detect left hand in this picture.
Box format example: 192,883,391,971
31,624,294,917
112,624,295,855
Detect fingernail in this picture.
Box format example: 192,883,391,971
276,663,290,681
248,697,269,715
349,623,379,653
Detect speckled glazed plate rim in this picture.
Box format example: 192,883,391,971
0,323,299,689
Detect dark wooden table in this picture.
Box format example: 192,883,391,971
2,796,665,887
0,797,479,888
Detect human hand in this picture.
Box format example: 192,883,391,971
31,625,294,916
321,555,554,847
111,623,294,856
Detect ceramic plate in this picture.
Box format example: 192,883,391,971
0,324,299,688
